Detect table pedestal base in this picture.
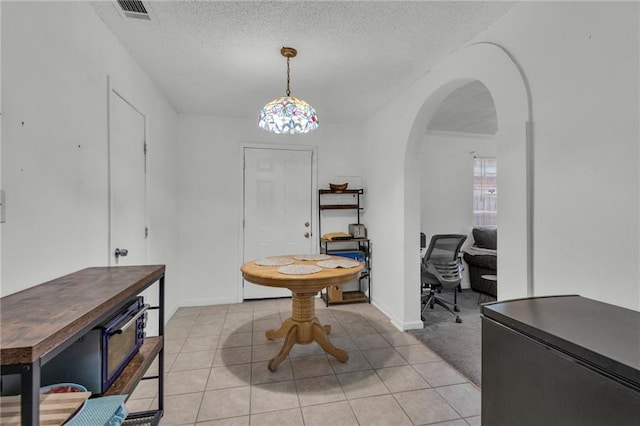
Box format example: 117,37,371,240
265,291,348,371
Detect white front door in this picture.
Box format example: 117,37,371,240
109,88,147,266
243,147,314,299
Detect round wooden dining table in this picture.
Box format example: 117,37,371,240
241,255,363,371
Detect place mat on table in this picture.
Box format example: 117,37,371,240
317,259,361,269
255,257,294,266
294,254,331,261
277,265,322,275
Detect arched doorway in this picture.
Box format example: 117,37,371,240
402,43,532,328
420,80,498,253
360,43,531,330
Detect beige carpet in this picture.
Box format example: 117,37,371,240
408,289,486,387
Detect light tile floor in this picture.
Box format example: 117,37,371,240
128,298,481,425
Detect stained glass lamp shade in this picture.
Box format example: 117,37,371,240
258,47,319,134
258,96,318,134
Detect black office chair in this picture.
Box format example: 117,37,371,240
421,234,467,323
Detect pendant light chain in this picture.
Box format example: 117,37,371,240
286,56,291,97
258,46,318,134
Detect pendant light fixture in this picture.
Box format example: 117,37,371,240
258,47,319,134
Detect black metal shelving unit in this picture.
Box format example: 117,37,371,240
318,189,371,305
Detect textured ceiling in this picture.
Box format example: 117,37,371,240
90,1,513,129
428,80,497,135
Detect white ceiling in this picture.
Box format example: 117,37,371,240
428,80,497,134
90,1,512,131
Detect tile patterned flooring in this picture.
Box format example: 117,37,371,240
128,298,481,425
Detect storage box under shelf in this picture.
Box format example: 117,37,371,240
322,290,369,305
327,285,343,302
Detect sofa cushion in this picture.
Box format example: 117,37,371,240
463,252,497,271
472,227,497,250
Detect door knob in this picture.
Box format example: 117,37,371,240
304,222,310,227
115,248,129,258
304,232,310,238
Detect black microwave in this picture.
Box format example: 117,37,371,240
40,296,148,394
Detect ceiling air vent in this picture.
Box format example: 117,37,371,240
117,0,151,20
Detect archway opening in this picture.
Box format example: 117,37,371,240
399,43,531,332
411,80,498,386
420,80,497,251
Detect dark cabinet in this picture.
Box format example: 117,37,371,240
482,295,640,426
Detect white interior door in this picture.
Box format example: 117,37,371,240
243,147,313,299
109,88,147,266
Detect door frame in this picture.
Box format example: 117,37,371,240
237,143,318,302
107,75,149,266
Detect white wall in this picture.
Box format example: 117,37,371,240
1,2,180,315
476,1,639,309
363,0,639,331
176,115,363,306
420,131,497,288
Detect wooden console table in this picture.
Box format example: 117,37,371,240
241,256,362,371
0,265,166,425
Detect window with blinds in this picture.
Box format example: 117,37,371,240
473,157,497,227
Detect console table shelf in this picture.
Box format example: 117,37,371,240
104,336,163,397
321,290,369,305
0,265,166,426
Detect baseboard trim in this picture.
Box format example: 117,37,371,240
179,296,238,307
401,320,425,331
370,300,424,331
372,300,410,332
387,316,424,332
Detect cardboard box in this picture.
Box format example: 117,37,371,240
328,284,343,302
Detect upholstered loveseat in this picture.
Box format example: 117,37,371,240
462,227,497,297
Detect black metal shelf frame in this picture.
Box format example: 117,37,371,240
318,188,371,306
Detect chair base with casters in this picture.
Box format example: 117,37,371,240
421,285,462,323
